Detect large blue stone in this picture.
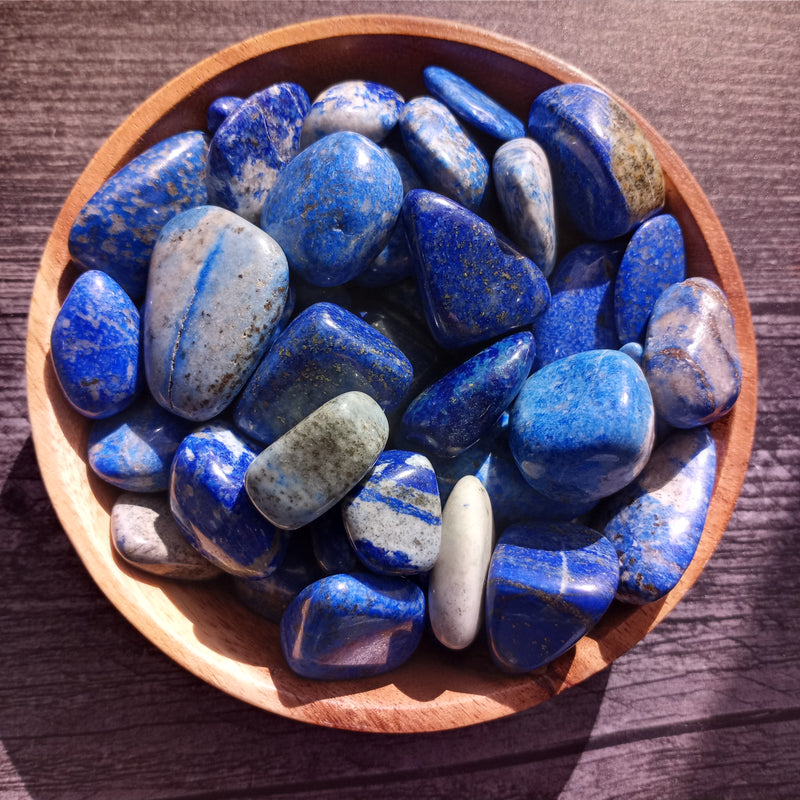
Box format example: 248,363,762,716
67,131,209,300
280,572,426,679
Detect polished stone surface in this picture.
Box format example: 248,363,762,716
206,95,243,135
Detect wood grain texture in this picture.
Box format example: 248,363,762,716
2,0,799,797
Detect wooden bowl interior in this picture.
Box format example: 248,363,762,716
25,15,757,733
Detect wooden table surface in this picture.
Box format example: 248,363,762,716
2,2,798,798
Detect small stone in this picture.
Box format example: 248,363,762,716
206,95,243,135
620,341,644,367
308,507,361,575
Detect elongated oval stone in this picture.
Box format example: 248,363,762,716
280,572,425,680
143,205,289,422
510,349,655,505
169,423,288,579
206,82,309,223
596,426,717,604
50,270,142,419
234,302,412,445
67,131,209,299
245,391,389,530
643,277,742,428
342,450,442,575
528,83,664,241
485,522,619,673
260,131,403,287
429,476,494,650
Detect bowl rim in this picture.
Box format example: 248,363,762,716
25,13,758,733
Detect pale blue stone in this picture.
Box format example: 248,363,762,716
620,341,644,367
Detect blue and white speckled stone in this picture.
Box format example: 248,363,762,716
206,95,243,135
111,492,220,580
68,131,209,300
260,131,402,287
528,83,664,241
143,205,289,422
309,507,361,575
485,521,619,673
280,572,426,680
620,341,644,367
169,423,288,579
51,270,143,419
643,277,742,428
422,65,525,141
234,302,412,445
493,137,557,277
615,214,687,345
206,82,309,223
87,395,193,492
532,242,623,369
596,426,717,604
399,97,489,212
300,80,404,148
342,450,442,575
403,189,550,349
510,349,655,505
401,331,535,458
245,392,389,530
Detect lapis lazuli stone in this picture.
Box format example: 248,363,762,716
342,450,442,575
68,131,209,300
51,270,143,419
143,205,289,422
206,82,309,223
234,302,413,445
169,423,288,579
308,507,361,575
532,242,623,369
485,522,619,673
403,189,550,349
300,80,405,148
595,426,717,604
615,214,687,345
87,395,193,492
422,65,525,142
510,349,655,505
528,83,664,241
493,137,557,277
643,277,742,429
620,341,644,367
280,572,426,680
399,96,489,212
206,95,243,135
261,130,403,287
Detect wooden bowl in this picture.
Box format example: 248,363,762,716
25,15,757,733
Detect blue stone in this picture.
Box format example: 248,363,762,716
50,270,143,419
260,131,403,287
643,277,742,428
68,131,209,300
423,65,525,142
485,522,619,673
595,426,717,604
403,189,550,349
207,82,309,223
280,572,426,680
493,137,557,277
620,341,644,367
399,96,489,212
342,450,442,575
87,395,194,492
510,349,655,505
615,214,687,345
300,80,404,148
532,242,623,369
206,95,243,135
308,507,361,575
234,302,412,445
528,83,664,241
169,423,288,579
143,205,289,422
401,331,535,458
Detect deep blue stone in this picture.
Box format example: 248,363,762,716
206,95,243,135
308,507,361,575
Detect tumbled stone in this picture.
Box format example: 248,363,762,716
51,270,142,419
206,95,243,135
342,450,442,575
643,277,742,428
308,507,361,575
143,205,289,422
620,341,644,367
68,131,209,299
245,392,389,530
280,572,425,679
